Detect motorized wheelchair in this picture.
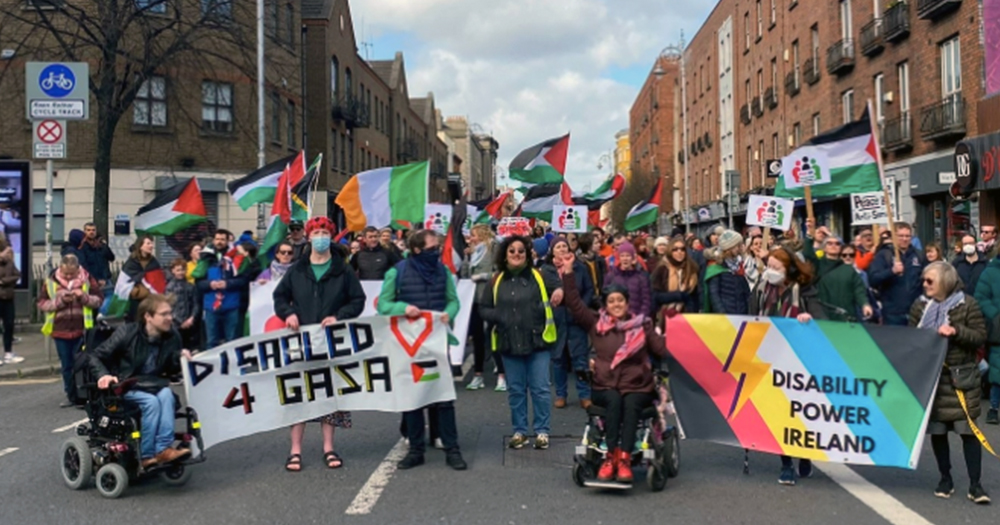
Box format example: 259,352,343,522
571,368,681,492
59,356,206,499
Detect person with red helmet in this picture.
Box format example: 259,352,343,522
272,215,366,472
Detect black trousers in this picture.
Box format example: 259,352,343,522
592,389,654,451
931,433,982,484
0,299,14,353
403,402,458,454
471,304,504,375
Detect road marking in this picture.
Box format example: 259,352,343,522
52,418,89,433
345,438,408,515
817,463,935,525
454,353,473,383
0,447,19,458
0,378,60,386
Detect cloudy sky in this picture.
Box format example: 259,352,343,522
350,0,715,193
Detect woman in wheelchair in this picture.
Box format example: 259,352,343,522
557,251,667,483
89,294,194,468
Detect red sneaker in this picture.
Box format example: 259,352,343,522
596,450,618,482
616,449,634,483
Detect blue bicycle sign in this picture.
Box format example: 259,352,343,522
38,64,75,98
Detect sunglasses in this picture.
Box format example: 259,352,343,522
923,278,935,285
671,247,686,252
508,248,526,255
841,253,855,258
277,250,293,255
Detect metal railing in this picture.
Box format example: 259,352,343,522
919,96,966,139
804,57,821,85
860,18,884,56
826,39,855,75
882,112,913,150
785,71,800,96
884,2,911,42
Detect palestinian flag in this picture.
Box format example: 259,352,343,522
509,134,570,185
470,190,513,223
775,109,882,199
106,259,167,318
335,161,428,231
519,183,573,221
443,200,468,274
260,154,308,260
291,154,322,222
227,153,297,210
575,173,626,209
624,177,663,231
134,178,207,236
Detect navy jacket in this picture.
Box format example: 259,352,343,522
953,254,987,296
868,244,926,318
706,268,751,315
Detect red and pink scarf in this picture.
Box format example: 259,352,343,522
595,311,647,370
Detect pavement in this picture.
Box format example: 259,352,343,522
2,354,1000,525
0,325,62,380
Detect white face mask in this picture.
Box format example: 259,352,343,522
963,244,976,255
763,268,786,285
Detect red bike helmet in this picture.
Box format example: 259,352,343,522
305,216,336,237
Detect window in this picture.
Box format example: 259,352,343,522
345,68,353,98
286,99,295,148
201,0,231,19
348,135,355,173
757,69,764,100
792,40,800,82
270,92,281,143
874,73,885,128
745,79,751,106
747,146,753,188
331,131,337,170
842,89,855,123
811,25,820,63
135,0,166,13
756,1,763,38
758,140,765,183
839,0,852,40
770,0,776,25
898,61,910,115
267,0,278,38
201,81,233,132
770,57,778,88
133,75,166,127
285,3,295,46
812,113,821,135
339,133,346,171
744,12,751,50
940,36,962,101
32,189,64,246
772,133,780,159
330,56,339,99
793,122,802,146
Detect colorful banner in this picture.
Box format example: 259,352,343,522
551,205,587,233
183,315,456,450
249,278,476,366
498,217,531,238
424,204,452,234
665,315,947,469
746,195,794,230
986,0,1000,96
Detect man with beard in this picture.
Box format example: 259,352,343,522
80,222,115,287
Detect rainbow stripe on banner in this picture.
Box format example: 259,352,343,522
665,315,948,469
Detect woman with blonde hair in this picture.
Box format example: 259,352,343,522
464,224,505,391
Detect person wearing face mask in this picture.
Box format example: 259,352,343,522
750,246,825,485
703,230,751,315
954,235,987,296
272,216,366,472
604,243,652,317
378,229,466,471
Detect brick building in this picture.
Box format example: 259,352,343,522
629,57,678,215
646,0,989,245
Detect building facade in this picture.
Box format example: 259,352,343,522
629,58,678,215
614,129,632,181
439,116,499,202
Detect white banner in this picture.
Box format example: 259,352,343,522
551,205,587,233
462,205,478,235
850,179,899,226
183,315,457,450
424,204,452,234
250,278,476,367
780,150,832,189
746,195,795,230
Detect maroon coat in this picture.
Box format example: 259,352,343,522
563,271,666,394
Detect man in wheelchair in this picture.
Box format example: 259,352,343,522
89,294,194,468
557,252,668,483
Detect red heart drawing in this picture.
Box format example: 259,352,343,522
390,312,434,358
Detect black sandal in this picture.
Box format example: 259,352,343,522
285,454,302,472
324,451,344,469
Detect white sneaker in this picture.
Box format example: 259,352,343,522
466,376,485,390
433,438,445,450
4,353,24,364
495,376,507,392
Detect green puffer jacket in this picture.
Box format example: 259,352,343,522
908,293,986,422
804,239,869,321
972,257,1000,386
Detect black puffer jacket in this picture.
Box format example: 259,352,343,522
351,244,401,280
273,252,366,325
478,267,562,356
88,323,183,382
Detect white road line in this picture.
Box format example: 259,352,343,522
0,447,19,458
0,378,60,386
345,438,408,515
51,418,89,433
817,463,935,525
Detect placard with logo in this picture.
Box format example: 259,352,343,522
423,204,452,234
781,151,831,189
551,205,587,233
746,195,794,230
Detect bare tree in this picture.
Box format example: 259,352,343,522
0,0,272,235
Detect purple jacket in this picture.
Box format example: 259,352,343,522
604,266,652,317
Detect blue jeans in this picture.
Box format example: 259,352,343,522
54,337,83,402
204,308,239,349
124,387,176,459
504,351,552,435
991,384,1000,410
553,326,591,401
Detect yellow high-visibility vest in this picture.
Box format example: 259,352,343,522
490,268,556,351
41,279,94,336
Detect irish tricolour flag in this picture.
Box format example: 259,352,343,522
227,153,297,210
624,177,663,232
335,161,428,231
134,178,207,236
776,110,882,198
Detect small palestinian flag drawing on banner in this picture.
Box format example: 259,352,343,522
411,360,440,383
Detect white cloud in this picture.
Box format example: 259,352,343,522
351,0,714,191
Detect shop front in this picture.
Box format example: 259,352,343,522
956,130,1000,234
897,153,959,252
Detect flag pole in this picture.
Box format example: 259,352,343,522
803,186,814,227
866,99,901,263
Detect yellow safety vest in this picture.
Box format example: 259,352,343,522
491,269,557,352
41,279,94,336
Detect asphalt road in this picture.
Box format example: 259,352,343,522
2,372,998,525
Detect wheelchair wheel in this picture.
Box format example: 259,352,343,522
646,464,667,492
60,437,93,490
572,463,586,487
664,427,680,478
96,463,129,499
159,463,193,487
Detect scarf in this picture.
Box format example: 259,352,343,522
269,260,292,281
595,310,647,370
724,256,745,276
469,243,488,268
55,266,89,291
918,289,965,330
409,250,441,283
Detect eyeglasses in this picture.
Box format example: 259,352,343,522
923,278,935,285
508,248,526,255
277,250,293,255
841,253,855,259
671,247,686,252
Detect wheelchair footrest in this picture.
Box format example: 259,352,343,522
583,480,633,489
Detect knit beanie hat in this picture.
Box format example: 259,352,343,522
718,230,744,252
712,225,726,237
532,238,549,259
654,236,670,248
616,242,637,256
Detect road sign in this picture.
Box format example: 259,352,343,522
25,62,89,120
33,119,66,159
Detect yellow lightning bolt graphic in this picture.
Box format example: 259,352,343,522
725,322,771,420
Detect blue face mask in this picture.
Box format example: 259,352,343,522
415,247,440,262
311,236,331,253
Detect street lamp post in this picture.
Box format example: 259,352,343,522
654,32,688,235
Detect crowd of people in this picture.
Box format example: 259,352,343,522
32,213,998,503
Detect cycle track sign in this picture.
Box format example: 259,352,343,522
25,62,89,120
